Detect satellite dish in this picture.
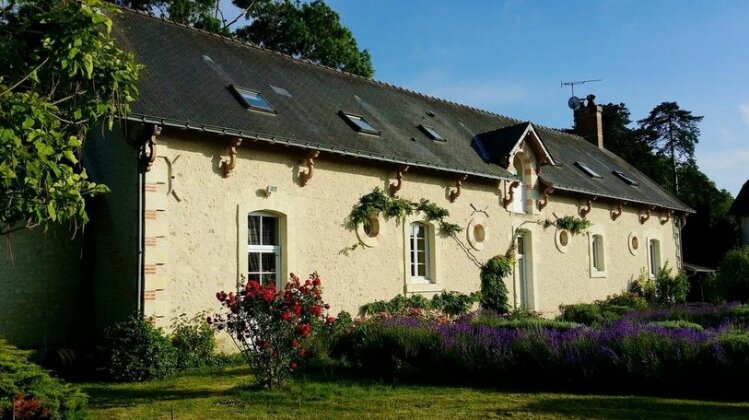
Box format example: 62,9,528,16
568,96,581,110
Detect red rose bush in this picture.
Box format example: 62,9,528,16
209,272,333,389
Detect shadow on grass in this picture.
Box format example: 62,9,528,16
519,395,749,420
81,366,253,409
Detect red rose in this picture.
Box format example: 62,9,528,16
310,304,322,317
312,278,321,286
297,324,311,337
289,360,298,370
305,279,312,286
299,348,306,357
292,338,299,348
326,316,336,324
281,309,291,321
324,304,330,310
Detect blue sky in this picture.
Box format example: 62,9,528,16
224,0,749,195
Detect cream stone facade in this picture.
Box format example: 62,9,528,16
137,128,680,328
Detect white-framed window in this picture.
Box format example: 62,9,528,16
592,234,605,272
649,239,661,278
409,222,430,283
247,212,281,286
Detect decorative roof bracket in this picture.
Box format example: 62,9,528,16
579,197,596,218
388,165,409,197
299,150,320,186
503,180,520,209
143,124,162,172
610,202,626,221
640,206,656,225
221,137,243,178
449,175,468,203
536,186,555,211
660,209,674,225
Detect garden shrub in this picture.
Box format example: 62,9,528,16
601,292,648,310
171,313,217,370
713,245,749,302
430,291,477,316
359,291,476,317
472,313,580,331
558,303,603,325
210,272,333,389
101,315,177,382
653,263,689,305
0,339,87,419
480,255,513,314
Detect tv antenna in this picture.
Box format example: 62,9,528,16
561,79,601,110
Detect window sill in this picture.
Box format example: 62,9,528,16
590,270,608,278
405,282,443,294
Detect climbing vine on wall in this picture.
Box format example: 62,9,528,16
542,215,591,235
347,188,461,236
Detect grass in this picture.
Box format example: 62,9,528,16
78,365,749,419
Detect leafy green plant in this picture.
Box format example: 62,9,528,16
431,291,478,316
653,263,689,305
1,0,141,236
543,215,592,235
0,339,87,418
480,255,513,314
347,188,461,238
713,245,749,302
647,320,703,330
473,313,580,331
100,315,177,382
171,313,217,370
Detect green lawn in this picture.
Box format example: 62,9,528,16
80,366,749,420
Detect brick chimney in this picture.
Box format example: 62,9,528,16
574,94,604,148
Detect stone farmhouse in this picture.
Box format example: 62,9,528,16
0,8,693,349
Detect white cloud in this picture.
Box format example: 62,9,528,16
697,148,749,196
740,103,749,125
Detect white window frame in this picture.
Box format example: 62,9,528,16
409,222,430,284
648,239,661,279
588,232,607,278
402,217,441,293
512,156,526,214
247,212,282,287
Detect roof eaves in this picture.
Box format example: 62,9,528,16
538,175,695,213
124,113,515,182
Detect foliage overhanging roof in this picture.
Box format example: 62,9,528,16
111,7,692,212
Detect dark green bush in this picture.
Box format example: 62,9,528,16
0,339,87,419
601,292,648,309
713,246,749,302
430,291,477,316
647,320,704,330
558,303,603,325
101,315,177,382
472,313,580,331
171,314,217,370
480,255,513,314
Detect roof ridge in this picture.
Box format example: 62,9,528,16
112,5,584,136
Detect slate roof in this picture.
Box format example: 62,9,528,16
110,8,692,213
731,179,749,216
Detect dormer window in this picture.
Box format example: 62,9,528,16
339,111,380,135
230,85,275,113
419,125,446,142
613,170,639,186
575,162,601,178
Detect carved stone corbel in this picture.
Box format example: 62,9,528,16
660,210,674,225
220,137,243,178
536,186,555,211
449,175,468,203
388,165,409,196
299,150,320,186
639,206,656,225
680,213,688,228
502,180,520,209
579,197,596,218
610,202,625,221
143,125,162,172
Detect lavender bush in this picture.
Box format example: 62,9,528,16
333,312,749,396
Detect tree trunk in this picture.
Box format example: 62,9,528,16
667,117,678,194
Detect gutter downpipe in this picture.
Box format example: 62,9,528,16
136,139,145,314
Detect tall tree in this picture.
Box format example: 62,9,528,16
1,0,140,236
111,0,375,77
638,102,703,194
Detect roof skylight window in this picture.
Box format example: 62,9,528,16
419,125,446,142
575,162,601,178
339,111,380,135
613,170,639,186
230,85,275,113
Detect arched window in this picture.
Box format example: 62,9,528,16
409,222,430,283
649,239,661,278
247,211,281,286
512,155,527,213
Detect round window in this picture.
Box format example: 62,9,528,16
628,232,640,255
473,224,486,243
363,217,380,238
555,229,570,253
